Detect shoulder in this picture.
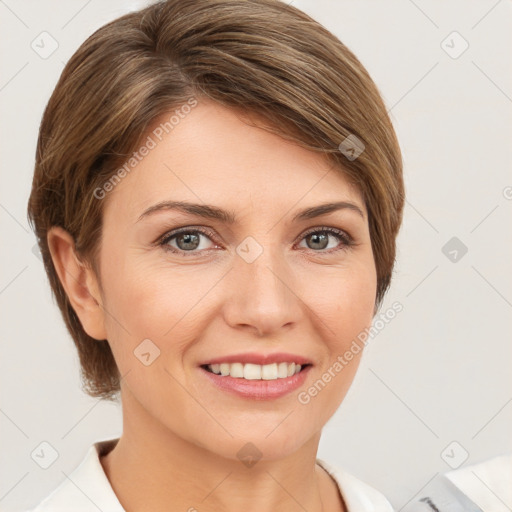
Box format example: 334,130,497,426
316,458,394,512
25,438,124,512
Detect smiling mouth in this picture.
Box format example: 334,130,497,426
201,362,312,380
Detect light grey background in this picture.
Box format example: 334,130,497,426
1,1,511,510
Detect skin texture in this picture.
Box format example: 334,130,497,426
48,98,378,512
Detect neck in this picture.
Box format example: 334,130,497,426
99,387,345,512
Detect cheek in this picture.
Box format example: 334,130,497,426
101,249,177,324
317,260,377,345
294,259,376,416
100,256,218,361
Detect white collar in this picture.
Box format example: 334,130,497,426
316,458,394,511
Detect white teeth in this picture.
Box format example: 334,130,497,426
262,363,277,380
206,362,305,380
244,363,261,380
278,362,288,378
230,362,244,378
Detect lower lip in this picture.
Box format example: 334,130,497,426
199,365,312,400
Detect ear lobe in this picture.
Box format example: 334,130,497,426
47,226,107,341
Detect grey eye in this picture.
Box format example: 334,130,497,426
174,232,201,251
305,232,330,250
298,229,348,251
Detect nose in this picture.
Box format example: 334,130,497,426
222,242,303,337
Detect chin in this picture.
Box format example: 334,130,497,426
199,421,316,464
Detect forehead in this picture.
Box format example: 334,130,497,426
103,99,364,221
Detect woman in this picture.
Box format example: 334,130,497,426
26,0,404,510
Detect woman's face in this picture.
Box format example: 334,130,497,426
93,98,377,460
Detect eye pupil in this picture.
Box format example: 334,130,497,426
307,232,329,250
176,232,200,250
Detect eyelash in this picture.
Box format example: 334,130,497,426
156,226,355,257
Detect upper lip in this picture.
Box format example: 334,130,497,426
200,352,313,366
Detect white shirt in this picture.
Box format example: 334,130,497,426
26,437,394,512
444,453,512,512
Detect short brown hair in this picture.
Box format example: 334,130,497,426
27,0,404,400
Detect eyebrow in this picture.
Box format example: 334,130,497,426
136,200,365,224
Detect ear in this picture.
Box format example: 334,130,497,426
47,226,107,341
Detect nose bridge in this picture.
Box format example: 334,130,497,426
236,235,290,302
224,234,301,335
